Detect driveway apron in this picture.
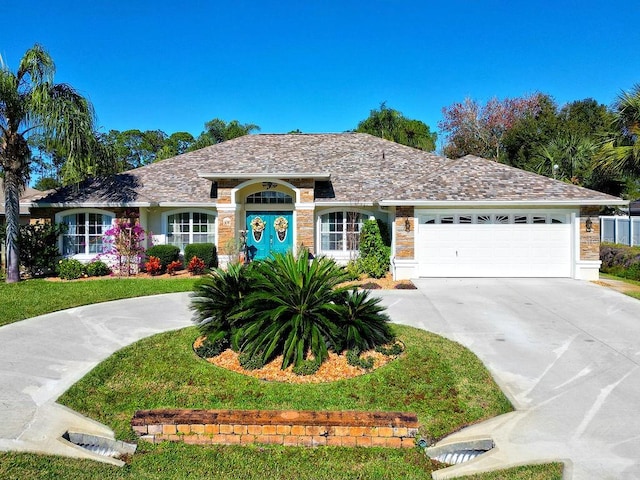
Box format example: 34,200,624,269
0,292,192,462
376,278,640,480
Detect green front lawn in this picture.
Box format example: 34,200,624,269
58,324,513,442
0,447,564,480
0,277,197,327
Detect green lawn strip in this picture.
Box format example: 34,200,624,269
0,278,197,327
599,273,640,300
599,273,640,287
0,444,433,479
0,448,563,480
58,324,512,443
456,462,564,480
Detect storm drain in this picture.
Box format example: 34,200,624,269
63,432,137,459
424,438,494,466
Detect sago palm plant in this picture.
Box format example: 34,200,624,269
235,250,353,369
190,262,253,345
335,289,394,352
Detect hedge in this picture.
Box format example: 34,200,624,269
600,243,640,281
146,245,180,272
184,243,218,268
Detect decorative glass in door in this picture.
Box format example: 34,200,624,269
245,211,293,260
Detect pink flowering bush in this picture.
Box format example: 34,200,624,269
103,213,146,277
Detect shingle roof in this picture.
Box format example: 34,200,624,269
0,182,45,215
33,133,623,206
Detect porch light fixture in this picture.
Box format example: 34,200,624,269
405,218,411,232
585,217,593,232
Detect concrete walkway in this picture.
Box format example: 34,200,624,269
377,278,640,480
1,279,639,478
0,292,192,464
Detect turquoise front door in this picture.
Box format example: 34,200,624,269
246,211,293,261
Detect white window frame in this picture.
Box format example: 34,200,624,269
55,208,115,260
316,209,375,260
161,209,217,252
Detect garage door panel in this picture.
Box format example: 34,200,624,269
417,223,571,277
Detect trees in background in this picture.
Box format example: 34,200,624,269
440,90,638,198
597,84,640,182
43,118,260,181
187,118,260,151
356,103,437,151
439,94,541,161
0,44,103,282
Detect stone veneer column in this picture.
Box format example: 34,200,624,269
294,181,316,255
579,206,600,261
392,206,418,281
394,206,415,259
575,206,601,280
216,183,237,266
296,208,315,255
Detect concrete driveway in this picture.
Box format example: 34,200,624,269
376,278,640,480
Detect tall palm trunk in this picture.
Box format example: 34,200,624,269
4,169,21,283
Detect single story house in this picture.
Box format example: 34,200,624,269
26,133,626,280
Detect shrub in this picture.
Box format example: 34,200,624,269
57,258,87,280
146,244,180,272
346,348,375,370
336,289,394,352
190,262,254,346
13,222,66,277
145,256,162,275
238,352,265,370
191,250,394,372
234,250,352,369
187,256,206,275
86,260,110,277
344,260,361,281
375,341,405,356
103,215,146,277
357,219,390,278
184,243,218,268
292,359,321,376
194,336,229,359
167,260,183,275
360,281,381,289
600,243,640,280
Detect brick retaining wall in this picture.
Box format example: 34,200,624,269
132,409,419,448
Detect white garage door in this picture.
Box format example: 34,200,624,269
416,212,572,277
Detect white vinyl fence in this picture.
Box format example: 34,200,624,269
601,216,640,246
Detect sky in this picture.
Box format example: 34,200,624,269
2,1,639,150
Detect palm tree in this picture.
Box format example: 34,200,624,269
1,44,97,282
597,85,640,178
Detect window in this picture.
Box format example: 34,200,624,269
167,212,216,251
61,212,113,256
246,191,293,204
320,211,363,252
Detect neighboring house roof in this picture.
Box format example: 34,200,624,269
31,133,625,208
0,182,45,216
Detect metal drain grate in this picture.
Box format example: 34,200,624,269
434,449,488,465
424,438,494,466
63,432,137,459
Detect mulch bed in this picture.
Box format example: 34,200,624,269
205,349,395,384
